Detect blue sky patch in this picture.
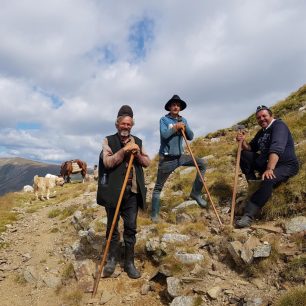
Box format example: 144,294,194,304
33,86,64,109
128,17,154,60
16,122,41,130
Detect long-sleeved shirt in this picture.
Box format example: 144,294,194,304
159,113,194,156
250,119,298,165
102,134,150,193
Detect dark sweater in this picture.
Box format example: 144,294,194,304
249,119,298,165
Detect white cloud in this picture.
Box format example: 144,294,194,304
0,0,305,166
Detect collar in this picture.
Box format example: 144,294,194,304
264,119,276,131
166,113,182,121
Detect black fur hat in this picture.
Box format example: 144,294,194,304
117,105,133,118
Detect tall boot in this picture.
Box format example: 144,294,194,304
190,178,207,208
124,245,140,279
151,195,160,223
236,201,261,228
103,241,118,277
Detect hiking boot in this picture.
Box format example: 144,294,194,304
235,201,261,228
124,245,141,279
103,242,118,277
190,192,207,208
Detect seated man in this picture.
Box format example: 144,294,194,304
236,105,299,228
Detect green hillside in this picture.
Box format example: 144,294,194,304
147,84,306,220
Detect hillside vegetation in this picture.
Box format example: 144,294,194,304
146,84,306,220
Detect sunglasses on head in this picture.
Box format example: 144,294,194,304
256,105,271,113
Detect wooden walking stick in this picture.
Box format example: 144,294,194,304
230,125,245,227
181,129,223,227
92,152,135,297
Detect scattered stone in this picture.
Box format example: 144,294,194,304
180,167,195,175
253,243,271,258
241,247,253,265
285,216,306,234
251,224,283,234
167,277,182,297
207,286,222,299
23,185,34,192
227,241,244,265
161,233,189,243
172,200,198,212
23,266,39,283
170,296,197,306
244,297,264,306
171,190,184,196
176,213,193,224
175,252,204,264
141,282,151,295
250,278,265,289
42,274,62,288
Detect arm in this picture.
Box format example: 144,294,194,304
236,132,252,151
160,117,177,139
135,145,151,168
183,119,194,140
262,153,279,180
102,138,125,169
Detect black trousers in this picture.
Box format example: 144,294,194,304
105,188,139,248
240,150,299,208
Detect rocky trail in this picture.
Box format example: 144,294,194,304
0,184,305,306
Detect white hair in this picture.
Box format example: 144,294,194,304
115,115,135,128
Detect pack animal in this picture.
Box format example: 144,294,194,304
33,175,65,200
60,159,87,183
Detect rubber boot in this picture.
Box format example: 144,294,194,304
124,245,141,279
236,201,261,228
103,242,118,277
151,195,160,223
190,181,207,208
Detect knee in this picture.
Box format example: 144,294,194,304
197,159,206,171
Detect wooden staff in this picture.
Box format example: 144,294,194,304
92,153,135,297
230,140,242,226
181,129,223,227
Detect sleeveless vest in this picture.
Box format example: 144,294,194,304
96,133,146,209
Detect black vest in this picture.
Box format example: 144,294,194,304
96,133,146,209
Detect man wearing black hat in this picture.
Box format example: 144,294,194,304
236,105,299,228
97,105,150,278
151,95,207,223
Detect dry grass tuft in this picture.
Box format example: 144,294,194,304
275,286,306,306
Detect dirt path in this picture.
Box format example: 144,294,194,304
0,192,163,306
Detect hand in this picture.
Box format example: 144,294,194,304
123,143,140,154
175,122,185,131
262,169,276,180
236,131,245,142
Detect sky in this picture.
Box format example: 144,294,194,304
0,0,305,166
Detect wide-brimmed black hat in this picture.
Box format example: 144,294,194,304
117,105,133,118
164,95,187,111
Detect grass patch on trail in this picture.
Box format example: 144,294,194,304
0,182,90,234
275,286,306,306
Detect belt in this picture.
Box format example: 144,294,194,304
161,155,180,161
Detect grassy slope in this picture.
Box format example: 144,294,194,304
147,84,306,219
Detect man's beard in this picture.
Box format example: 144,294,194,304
119,130,130,137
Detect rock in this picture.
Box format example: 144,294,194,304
167,277,182,297
23,266,39,283
172,200,198,212
241,247,253,265
207,286,222,299
251,224,283,234
250,278,265,289
172,190,184,196
145,237,160,252
175,252,204,264
73,259,95,281
161,234,189,243
170,296,197,306
202,154,214,161
253,243,271,258
227,241,244,265
244,236,261,250
176,213,193,224
285,216,306,234
42,274,62,288
141,282,151,295
210,137,220,143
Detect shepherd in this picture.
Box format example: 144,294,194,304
151,95,207,223
235,105,299,228
96,105,150,279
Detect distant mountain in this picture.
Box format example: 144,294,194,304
0,157,60,196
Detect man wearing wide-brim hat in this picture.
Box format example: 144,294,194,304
151,95,207,223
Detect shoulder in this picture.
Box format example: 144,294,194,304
271,119,289,130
